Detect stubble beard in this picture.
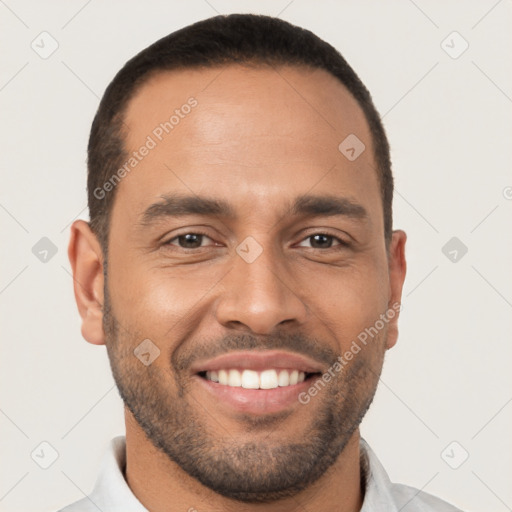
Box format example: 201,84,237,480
102,279,386,503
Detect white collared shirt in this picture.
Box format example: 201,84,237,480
58,436,463,511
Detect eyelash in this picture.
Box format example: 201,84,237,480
162,230,349,251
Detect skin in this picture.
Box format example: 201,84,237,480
68,64,406,512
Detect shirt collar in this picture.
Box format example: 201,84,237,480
359,437,399,512
88,436,147,511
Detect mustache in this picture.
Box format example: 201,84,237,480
173,331,338,372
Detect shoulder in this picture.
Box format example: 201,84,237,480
55,436,131,512
360,438,465,512
56,497,99,512
389,482,464,511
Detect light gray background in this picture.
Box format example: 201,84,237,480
1,1,511,511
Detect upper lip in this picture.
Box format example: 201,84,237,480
190,350,325,374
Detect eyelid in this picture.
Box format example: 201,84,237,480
163,229,216,247
163,229,349,251
294,231,349,248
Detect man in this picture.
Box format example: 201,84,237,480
63,13,463,512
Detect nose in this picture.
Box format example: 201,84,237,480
214,241,308,335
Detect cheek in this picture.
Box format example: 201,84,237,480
109,235,390,350
306,261,389,345
109,257,222,338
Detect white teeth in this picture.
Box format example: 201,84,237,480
228,369,242,387
218,369,229,385
241,369,260,389
204,369,306,389
260,369,278,389
278,370,290,387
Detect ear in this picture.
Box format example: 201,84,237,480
385,230,407,350
68,220,105,345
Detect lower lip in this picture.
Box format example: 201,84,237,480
193,375,319,415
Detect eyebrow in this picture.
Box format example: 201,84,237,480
138,192,368,227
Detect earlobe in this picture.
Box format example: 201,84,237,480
386,230,407,350
68,220,106,346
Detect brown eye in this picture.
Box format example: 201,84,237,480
310,234,334,249
297,233,346,249
165,233,212,249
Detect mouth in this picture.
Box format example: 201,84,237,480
191,350,324,415
197,368,320,389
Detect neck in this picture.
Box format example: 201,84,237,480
124,409,363,512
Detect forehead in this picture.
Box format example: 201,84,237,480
114,64,381,228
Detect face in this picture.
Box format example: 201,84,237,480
81,65,406,502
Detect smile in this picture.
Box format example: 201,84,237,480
201,368,312,389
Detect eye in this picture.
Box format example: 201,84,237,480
163,231,348,251
297,233,347,249
164,232,214,249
